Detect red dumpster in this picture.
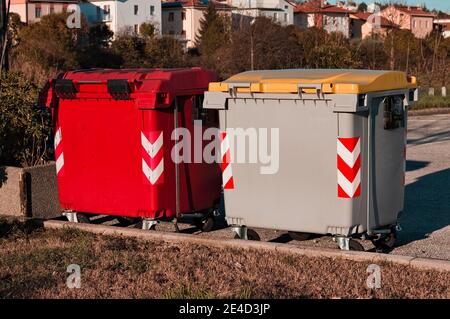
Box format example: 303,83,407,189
40,68,222,228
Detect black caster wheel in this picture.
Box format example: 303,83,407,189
371,231,397,253
288,231,312,241
348,239,365,251
195,215,215,232
234,228,261,241
76,213,91,223
116,217,140,227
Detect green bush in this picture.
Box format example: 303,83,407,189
412,95,450,110
0,72,52,167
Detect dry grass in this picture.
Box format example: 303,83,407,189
0,218,449,299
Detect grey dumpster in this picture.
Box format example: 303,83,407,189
203,69,417,251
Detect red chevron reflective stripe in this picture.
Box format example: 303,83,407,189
337,137,361,198
220,131,234,190
337,154,361,183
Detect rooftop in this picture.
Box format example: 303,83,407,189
294,1,354,14
162,0,233,10
390,5,436,18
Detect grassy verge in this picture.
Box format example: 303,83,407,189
411,95,450,110
0,218,449,298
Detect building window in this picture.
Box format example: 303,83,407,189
181,11,186,20
35,7,41,18
168,12,174,21
169,30,174,35
150,5,155,16
50,5,54,14
284,13,287,22
134,5,138,15
181,30,186,37
273,12,278,21
103,5,110,21
134,24,138,33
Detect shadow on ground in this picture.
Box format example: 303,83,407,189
0,167,7,187
399,168,450,245
406,160,430,172
407,129,450,146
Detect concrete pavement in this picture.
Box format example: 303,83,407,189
390,114,450,260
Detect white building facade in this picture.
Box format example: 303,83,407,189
229,0,294,27
81,0,162,36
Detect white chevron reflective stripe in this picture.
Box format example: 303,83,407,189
142,158,164,185
337,138,360,166
141,132,163,158
337,170,361,197
54,128,62,149
220,133,230,157
222,163,233,185
56,153,64,174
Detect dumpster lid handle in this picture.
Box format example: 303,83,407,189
227,82,251,96
297,83,323,98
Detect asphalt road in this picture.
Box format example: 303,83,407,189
390,113,450,260
95,113,450,260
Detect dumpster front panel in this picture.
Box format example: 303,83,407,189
219,98,368,235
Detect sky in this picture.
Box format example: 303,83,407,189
331,0,450,12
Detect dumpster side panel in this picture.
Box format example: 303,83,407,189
222,97,367,235
369,96,405,229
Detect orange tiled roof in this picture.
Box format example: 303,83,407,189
394,5,436,18
294,1,354,14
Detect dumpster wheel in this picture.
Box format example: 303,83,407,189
233,228,261,241
75,213,91,223
348,239,365,251
194,215,215,233
371,230,397,253
288,232,312,241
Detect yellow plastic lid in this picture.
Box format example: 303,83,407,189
208,69,417,94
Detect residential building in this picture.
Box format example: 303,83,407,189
229,0,295,27
9,0,79,23
434,13,450,39
294,0,354,38
81,0,162,36
380,5,436,39
350,12,396,39
161,0,233,48
335,0,357,12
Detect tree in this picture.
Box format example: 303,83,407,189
77,23,118,68
11,13,84,85
215,17,303,78
145,36,186,68
140,22,156,39
358,2,368,12
195,2,229,58
110,28,147,68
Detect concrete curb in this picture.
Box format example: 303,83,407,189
42,220,450,273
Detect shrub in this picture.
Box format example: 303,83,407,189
0,72,52,167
